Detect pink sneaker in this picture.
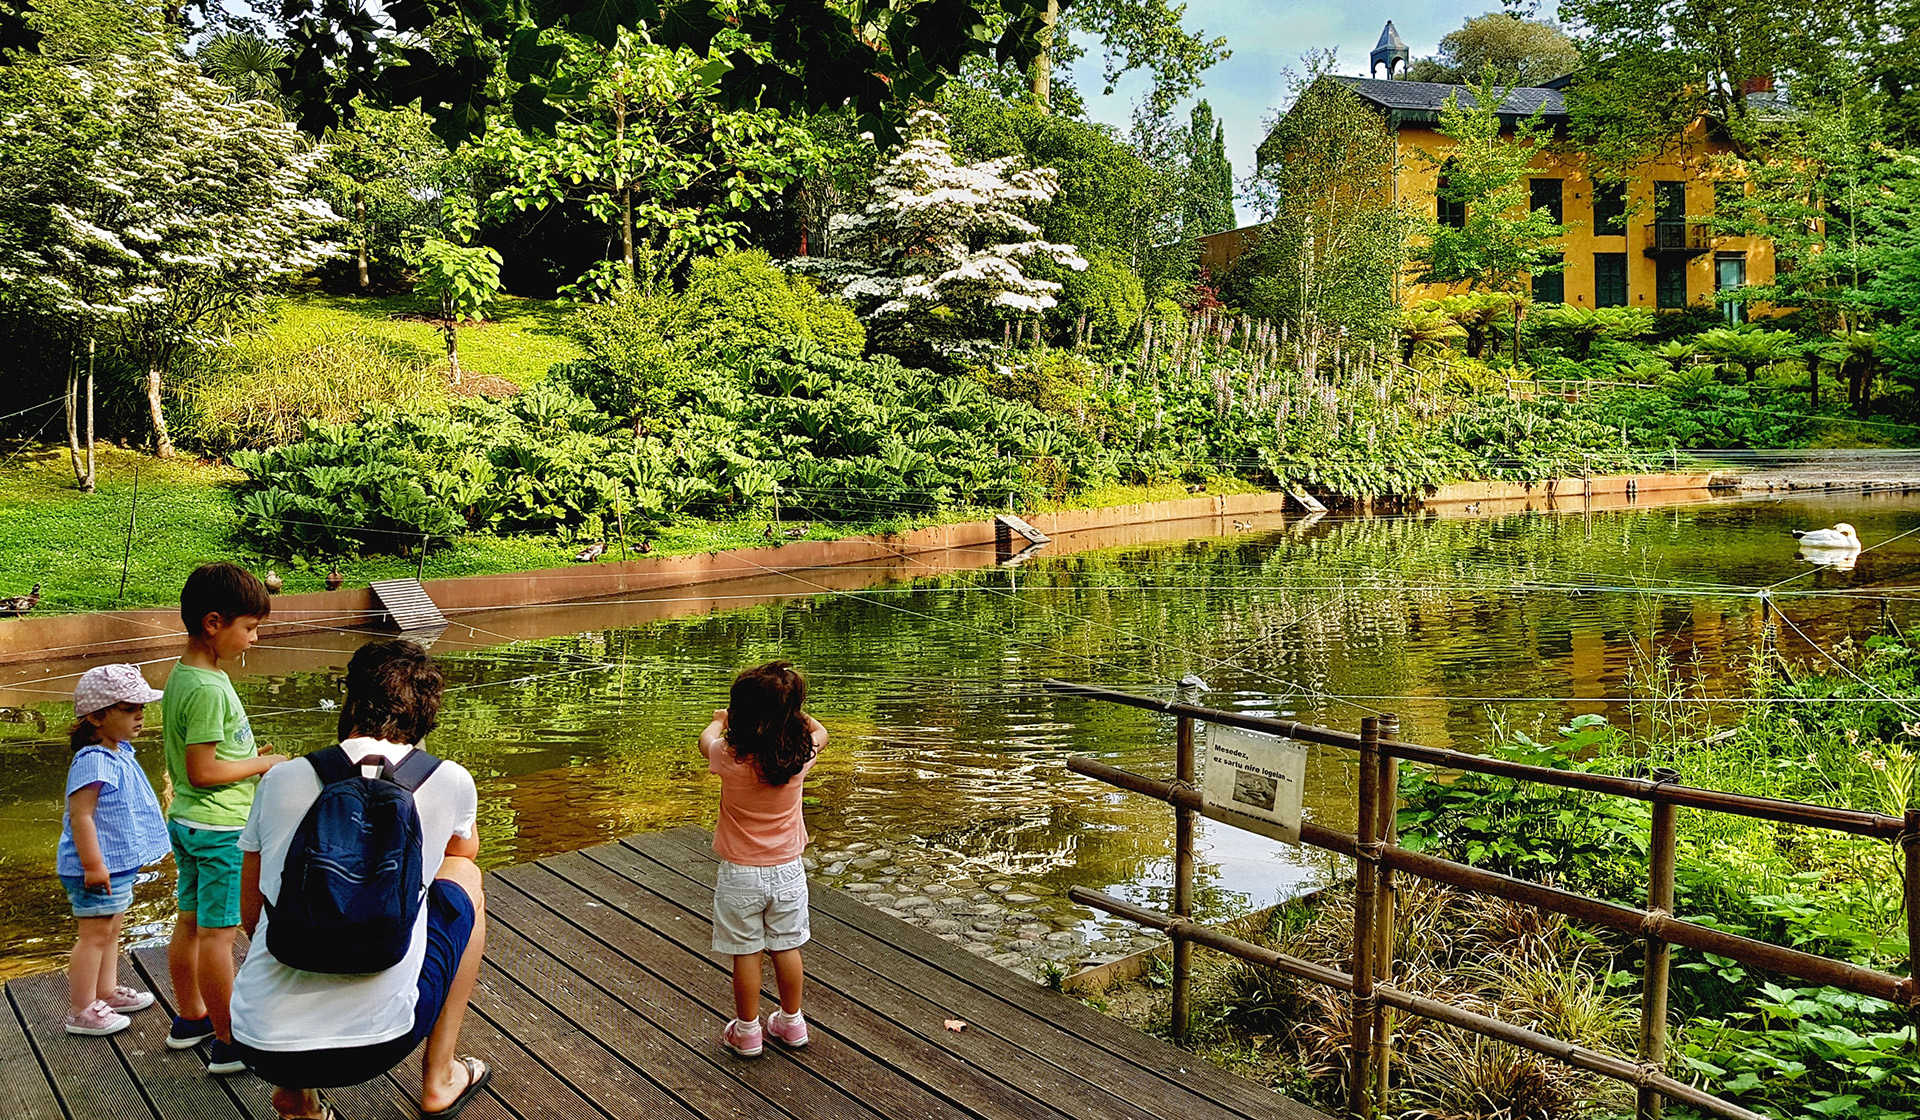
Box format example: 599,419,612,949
767,1009,809,1049
722,1017,763,1057
102,986,154,1014
65,1000,130,1037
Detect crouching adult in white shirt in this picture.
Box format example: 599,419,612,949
232,640,490,1120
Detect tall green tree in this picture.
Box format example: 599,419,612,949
1232,60,1405,351
1409,72,1565,362
479,29,823,296
317,105,464,291
1403,12,1580,86
1026,0,1228,116
1182,99,1234,237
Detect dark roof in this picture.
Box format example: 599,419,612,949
1327,75,1566,119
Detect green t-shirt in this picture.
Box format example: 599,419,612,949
162,663,259,828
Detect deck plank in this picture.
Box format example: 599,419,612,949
535,852,1069,1120
650,825,1322,1120
3,831,1331,1120
484,872,894,1120
0,977,67,1120
7,967,156,1120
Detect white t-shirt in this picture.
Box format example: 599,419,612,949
230,738,478,1052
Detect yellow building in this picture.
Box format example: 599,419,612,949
1238,69,1777,319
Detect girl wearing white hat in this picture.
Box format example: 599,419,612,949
60,663,171,1037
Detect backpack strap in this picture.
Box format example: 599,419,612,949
389,748,442,792
305,745,358,785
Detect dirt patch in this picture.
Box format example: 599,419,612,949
450,374,521,398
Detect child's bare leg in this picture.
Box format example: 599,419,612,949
770,948,804,1016
94,910,126,1000
196,925,239,1041
731,953,763,1022
69,916,115,1015
168,912,206,1020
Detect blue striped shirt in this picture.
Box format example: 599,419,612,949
58,742,171,878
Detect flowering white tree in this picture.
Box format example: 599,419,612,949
791,109,1087,328
0,44,338,459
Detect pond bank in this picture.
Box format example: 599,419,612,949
0,474,1717,675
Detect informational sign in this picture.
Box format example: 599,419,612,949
1201,724,1308,844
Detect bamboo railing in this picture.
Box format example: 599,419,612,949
1045,680,1919,1120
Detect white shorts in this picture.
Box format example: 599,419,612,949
712,858,811,956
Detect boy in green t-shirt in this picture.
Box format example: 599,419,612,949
162,563,287,1075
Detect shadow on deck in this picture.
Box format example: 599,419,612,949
2,826,1328,1120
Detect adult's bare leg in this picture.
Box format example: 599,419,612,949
420,855,487,1115
196,925,240,1041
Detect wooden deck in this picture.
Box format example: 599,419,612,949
1,826,1328,1120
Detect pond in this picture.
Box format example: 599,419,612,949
3,491,1917,980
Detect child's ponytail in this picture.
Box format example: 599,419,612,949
726,661,815,786
68,717,102,752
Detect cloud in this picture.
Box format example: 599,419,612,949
1065,0,1501,224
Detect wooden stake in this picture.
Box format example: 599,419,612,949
1638,777,1679,1120
1351,717,1381,1120
1173,713,1196,1043
1372,714,1400,1109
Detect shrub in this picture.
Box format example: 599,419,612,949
175,329,445,453
1055,252,1145,349
565,289,701,428
681,249,864,358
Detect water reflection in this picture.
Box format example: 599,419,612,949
2,493,1917,977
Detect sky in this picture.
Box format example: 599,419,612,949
1066,0,1515,226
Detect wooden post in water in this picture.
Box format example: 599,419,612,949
1173,714,1196,1043
1350,717,1381,1120
1371,714,1400,1109
1637,768,1680,1120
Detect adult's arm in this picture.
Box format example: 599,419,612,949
240,851,263,937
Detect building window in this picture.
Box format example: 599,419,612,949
1594,181,1627,236
1717,253,1747,323
1533,254,1565,304
1437,175,1465,228
1529,178,1563,224
1656,256,1688,309
1595,253,1627,307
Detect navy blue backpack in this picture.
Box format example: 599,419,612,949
266,745,441,975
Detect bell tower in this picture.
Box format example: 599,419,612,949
1370,21,1411,79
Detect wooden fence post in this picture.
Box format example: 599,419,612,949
1173,714,1196,1043
1905,808,1920,1013
1350,717,1381,1120
1372,714,1400,1110
1638,769,1680,1120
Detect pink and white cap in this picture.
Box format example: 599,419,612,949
73,663,163,717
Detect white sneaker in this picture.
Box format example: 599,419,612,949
65,1000,130,1036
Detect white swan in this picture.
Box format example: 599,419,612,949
1791,523,1862,550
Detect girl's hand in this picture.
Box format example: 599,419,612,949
83,866,110,891
711,708,729,727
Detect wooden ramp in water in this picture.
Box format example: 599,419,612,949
0,826,1328,1120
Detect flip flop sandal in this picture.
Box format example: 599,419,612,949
420,1056,491,1120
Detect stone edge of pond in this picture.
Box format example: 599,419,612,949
0,473,1720,675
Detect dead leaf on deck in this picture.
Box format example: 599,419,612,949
943,1019,967,1032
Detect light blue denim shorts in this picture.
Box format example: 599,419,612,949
61,869,139,918
712,858,810,955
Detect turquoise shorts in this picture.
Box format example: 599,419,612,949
168,820,244,929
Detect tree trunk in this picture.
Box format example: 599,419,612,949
146,358,174,459
1809,362,1819,411
65,349,82,487
616,91,633,273
1029,0,1059,114
82,338,95,492
443,298,462,386
356,192,370,290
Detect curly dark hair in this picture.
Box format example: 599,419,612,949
726,661,814,786
337,640,444,746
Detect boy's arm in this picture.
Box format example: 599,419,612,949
183,740,288,787
67,784,110,889
240,851,263,937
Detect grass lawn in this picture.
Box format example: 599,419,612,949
249,291,586,387
0,442,1267,616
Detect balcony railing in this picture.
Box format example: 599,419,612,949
1645,221,1710,255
